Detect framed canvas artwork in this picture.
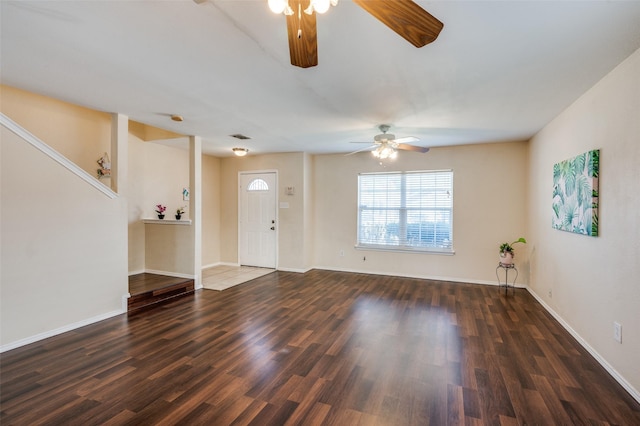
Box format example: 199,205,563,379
552,149,599,236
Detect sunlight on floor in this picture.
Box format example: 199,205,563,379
202,265,275,291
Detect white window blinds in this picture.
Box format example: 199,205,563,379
357,170,453,253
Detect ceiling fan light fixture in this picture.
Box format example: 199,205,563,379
372,143,397,160
232,147,249,157
312,0,331,14
302,0,338,15
268,0,287,14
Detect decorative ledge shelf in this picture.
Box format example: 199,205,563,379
143,219,192,225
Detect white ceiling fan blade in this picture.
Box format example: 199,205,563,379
393,136,419,144
345,144,376,156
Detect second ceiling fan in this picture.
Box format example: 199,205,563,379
349,125,430,159
273,0,444,68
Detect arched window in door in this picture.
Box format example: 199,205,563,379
247,178,269,191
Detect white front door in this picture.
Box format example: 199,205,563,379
239,172,277,268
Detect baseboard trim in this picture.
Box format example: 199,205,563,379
0,308,125,353
144,269,196,280
277,267,311,274
311,266,526,288
122,293,131,312
526,286,640,404
205,262,240,268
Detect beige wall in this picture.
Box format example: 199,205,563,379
1,125,128,348
127,133,147,272
220,152,308,271
144,223,195,275
1,87,128,348
133,140,203,277
313,142,529,284
218,143,529,283
528,47,640,396
127,137,192,274
1,85,210,278
3,48,638,398
139,143,190,220
1,85,111,179
302,152,315,270
202,154,221,267
129,119,182,142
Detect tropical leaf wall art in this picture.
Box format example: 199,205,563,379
552,149,599,236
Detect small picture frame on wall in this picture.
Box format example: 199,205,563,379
183,187,190,201
552,149,599,236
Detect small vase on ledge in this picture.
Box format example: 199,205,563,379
175,214,182,220
157,214,165,220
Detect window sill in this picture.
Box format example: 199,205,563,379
355,244,455,255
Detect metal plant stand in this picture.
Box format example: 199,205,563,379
496,263,518,295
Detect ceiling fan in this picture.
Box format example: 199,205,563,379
271,0,443,68
349,124,430,159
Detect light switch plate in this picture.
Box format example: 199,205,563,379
613,322,622,343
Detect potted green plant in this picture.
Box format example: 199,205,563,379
175,206,185,220
499,237,526,265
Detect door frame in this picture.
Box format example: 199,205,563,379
237,170,278,269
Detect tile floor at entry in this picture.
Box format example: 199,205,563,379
202,265,275,291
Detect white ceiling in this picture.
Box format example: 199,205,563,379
2,1,640,156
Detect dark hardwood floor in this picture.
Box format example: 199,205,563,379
2,270,638,425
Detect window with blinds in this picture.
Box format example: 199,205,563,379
357,170,454,253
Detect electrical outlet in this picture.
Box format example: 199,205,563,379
613,322,622,343
548,289,552,298
339,250,344,257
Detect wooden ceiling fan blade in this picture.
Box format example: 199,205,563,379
397,143,430,153
286,0,318,68
353,0,444,47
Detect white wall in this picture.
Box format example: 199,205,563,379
313,142,529,284
1,126,128,348
528,48,640,397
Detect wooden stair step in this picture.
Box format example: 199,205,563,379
128,273,195,312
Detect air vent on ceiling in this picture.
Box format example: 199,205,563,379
230,134,251,140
